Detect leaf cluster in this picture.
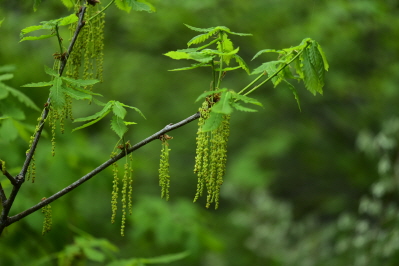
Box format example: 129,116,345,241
114,0,156,13
164,24,251,74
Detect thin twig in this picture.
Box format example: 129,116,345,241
5,112,200,227
0,183,7,204
0,161,16,186
0,6,88,236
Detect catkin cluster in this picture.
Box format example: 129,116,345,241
194,100,230,209
41,198,52,235
110,148,133,236
67,4,105,86
159,135,172,201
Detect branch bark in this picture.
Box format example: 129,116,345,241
4,112,200,228
0,6,88,236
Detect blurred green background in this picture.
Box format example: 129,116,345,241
1,0,399,265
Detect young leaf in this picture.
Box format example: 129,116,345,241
58,13,78,26
231,93,263,107
168,63,210,72
131,0,154,12
5,85,40,111
0,65,16,73
212,91,233,114
111,115,128,139
44,65,59,77
112,102,127,119
21,81,53,87
187,32,215,47
49,78,65,110
0,85,9,99
61,0,74,9
217,35,234,65
0,18,4,27
164,51,192,60
184,24,216,33
119,103,146,119
74,101,113,123
20,34,56,42
233,54,250,74
0,74,13,81
252,49,284,61
317,43,329,71
63,86,92,101
201,112,224,132
61,76,100,87
301,46,323,95
231,102,258,112
283,79,301,111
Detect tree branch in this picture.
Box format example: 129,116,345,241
5,112,200,228
0,161,17,186
0,183,7,204
0,6,88,236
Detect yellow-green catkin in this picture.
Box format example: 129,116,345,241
159,136,172,201
120,162,129,236
41,198,52,235
111,158,118,224
67,4,105,87
128,153,133,215
194,100,230,209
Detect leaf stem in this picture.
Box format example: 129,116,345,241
197,38,220,51
54,24,64,57
241,43,310,97
216,32,224,89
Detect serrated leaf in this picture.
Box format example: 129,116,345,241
231,102,258,112
124,121,137,125
168,63,210,72
61,76,99,87
316,43,329,71
0,74,13,81
112,102,127,119
231,93,263,107
189,52,214,63
0,65,16,73
63,86,92,101
195,88,227,102
217,35,234,65
44,65,59,77
251,49,284,61
59,13,78,26
301,47,323,95
283,79,301,111
111,115,128,139
20,25,43,35
138,0,156,12
214,66,242,72
187,32,214,47
233,54,250,74
201,112,224,132
131,0,153,12
20,34,56,42
119,103,146,119
184,24,216,33
212,91,233,114
74,101,113,122
5,85,40,111
49,78,65,110
21,81,53,87
114,0,132,13
164,51,191,60
61,0,74,9
252,60,279,75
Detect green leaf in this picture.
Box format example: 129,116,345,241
59,13,79,26
0,18,4,27
5,85,41,111
82,247,105,262
187,32,215,47
184,24,216,33
188,52,214,63
119,103,146,119
195,88,227,102
283,79,301,111
168,63,210,72
0,118,19,142
214,66,242,72
217,35,235,65
124,121,137,126
231,102,258,112
212,91,233,114
251,60,281,75
61,76,100,87
232,93,263,107
111,115,128,139
316,43,329,71
20,34,56,42
139,251,190,264
21,81,53,87
33,0,42,11
251,49,284,61
114,0,154,13
61,0,74,9
112,101,127,119
0,84,9,99
44,65,59,77
233,54,250,74
164,51,192,60
74,101,113,123
20,25,43,35
301,45,323,95
201,112,224,132
0,74,13,81
63,86,93,101
0,65,16,73
49,78,65,110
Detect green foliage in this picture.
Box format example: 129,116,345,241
73,100,144,139
114,0,156,13
19,14,78,42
